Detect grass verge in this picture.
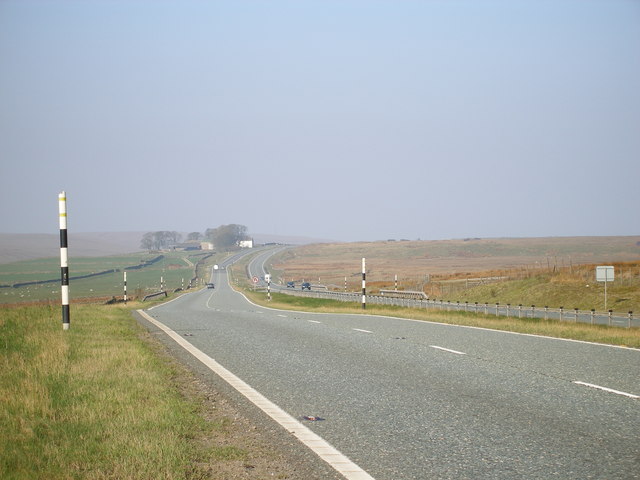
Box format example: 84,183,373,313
0,303,215,479
1,300,319,480
242,290,640,349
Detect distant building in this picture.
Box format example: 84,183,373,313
238,239,253,248
200,242,215,250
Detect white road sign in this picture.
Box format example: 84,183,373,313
596,266,614,282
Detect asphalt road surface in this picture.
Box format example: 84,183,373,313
140,268,639,479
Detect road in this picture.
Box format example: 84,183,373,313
140,261,640,479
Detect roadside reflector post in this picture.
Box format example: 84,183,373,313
58,191,70,330
362,258,366,310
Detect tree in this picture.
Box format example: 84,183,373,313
204,224,248,251
140,231,182,251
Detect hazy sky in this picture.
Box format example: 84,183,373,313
1,0,638,242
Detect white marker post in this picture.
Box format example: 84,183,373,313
58,191,70,330
265,274,271,301
362,258,366,310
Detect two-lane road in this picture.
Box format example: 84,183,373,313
139,268,639,479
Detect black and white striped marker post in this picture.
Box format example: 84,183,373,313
362,257,366,310
123,271,127,304
58,191,70,330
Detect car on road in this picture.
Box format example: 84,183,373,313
286,281,295,288
206,283,215,289
301,282,311,291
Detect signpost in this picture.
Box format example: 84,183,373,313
596,266,614,310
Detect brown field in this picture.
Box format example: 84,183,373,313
270,236,640,292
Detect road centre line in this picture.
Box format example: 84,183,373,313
353,328,373,334
430,345,466,355
573,381,639,399
137,310,375,480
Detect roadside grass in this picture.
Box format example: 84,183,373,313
240,290,640,349
450,273,640,314
0,302,227,480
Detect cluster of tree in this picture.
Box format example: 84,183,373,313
205,224,249,251
140,224,249,252
140,231,182,251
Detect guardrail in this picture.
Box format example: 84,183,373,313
275,288,638,328
142,291,168,301
379,289,429,300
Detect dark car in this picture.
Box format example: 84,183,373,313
286,281,295,288
206,283,215,289
301,282,311,291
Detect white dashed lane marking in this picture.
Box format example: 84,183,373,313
573,381,639,399
430,345,466,355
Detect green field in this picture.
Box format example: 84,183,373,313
0,251,218,304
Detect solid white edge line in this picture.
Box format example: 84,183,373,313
573,381,639,399
430,345,466,355
137,309,376,480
